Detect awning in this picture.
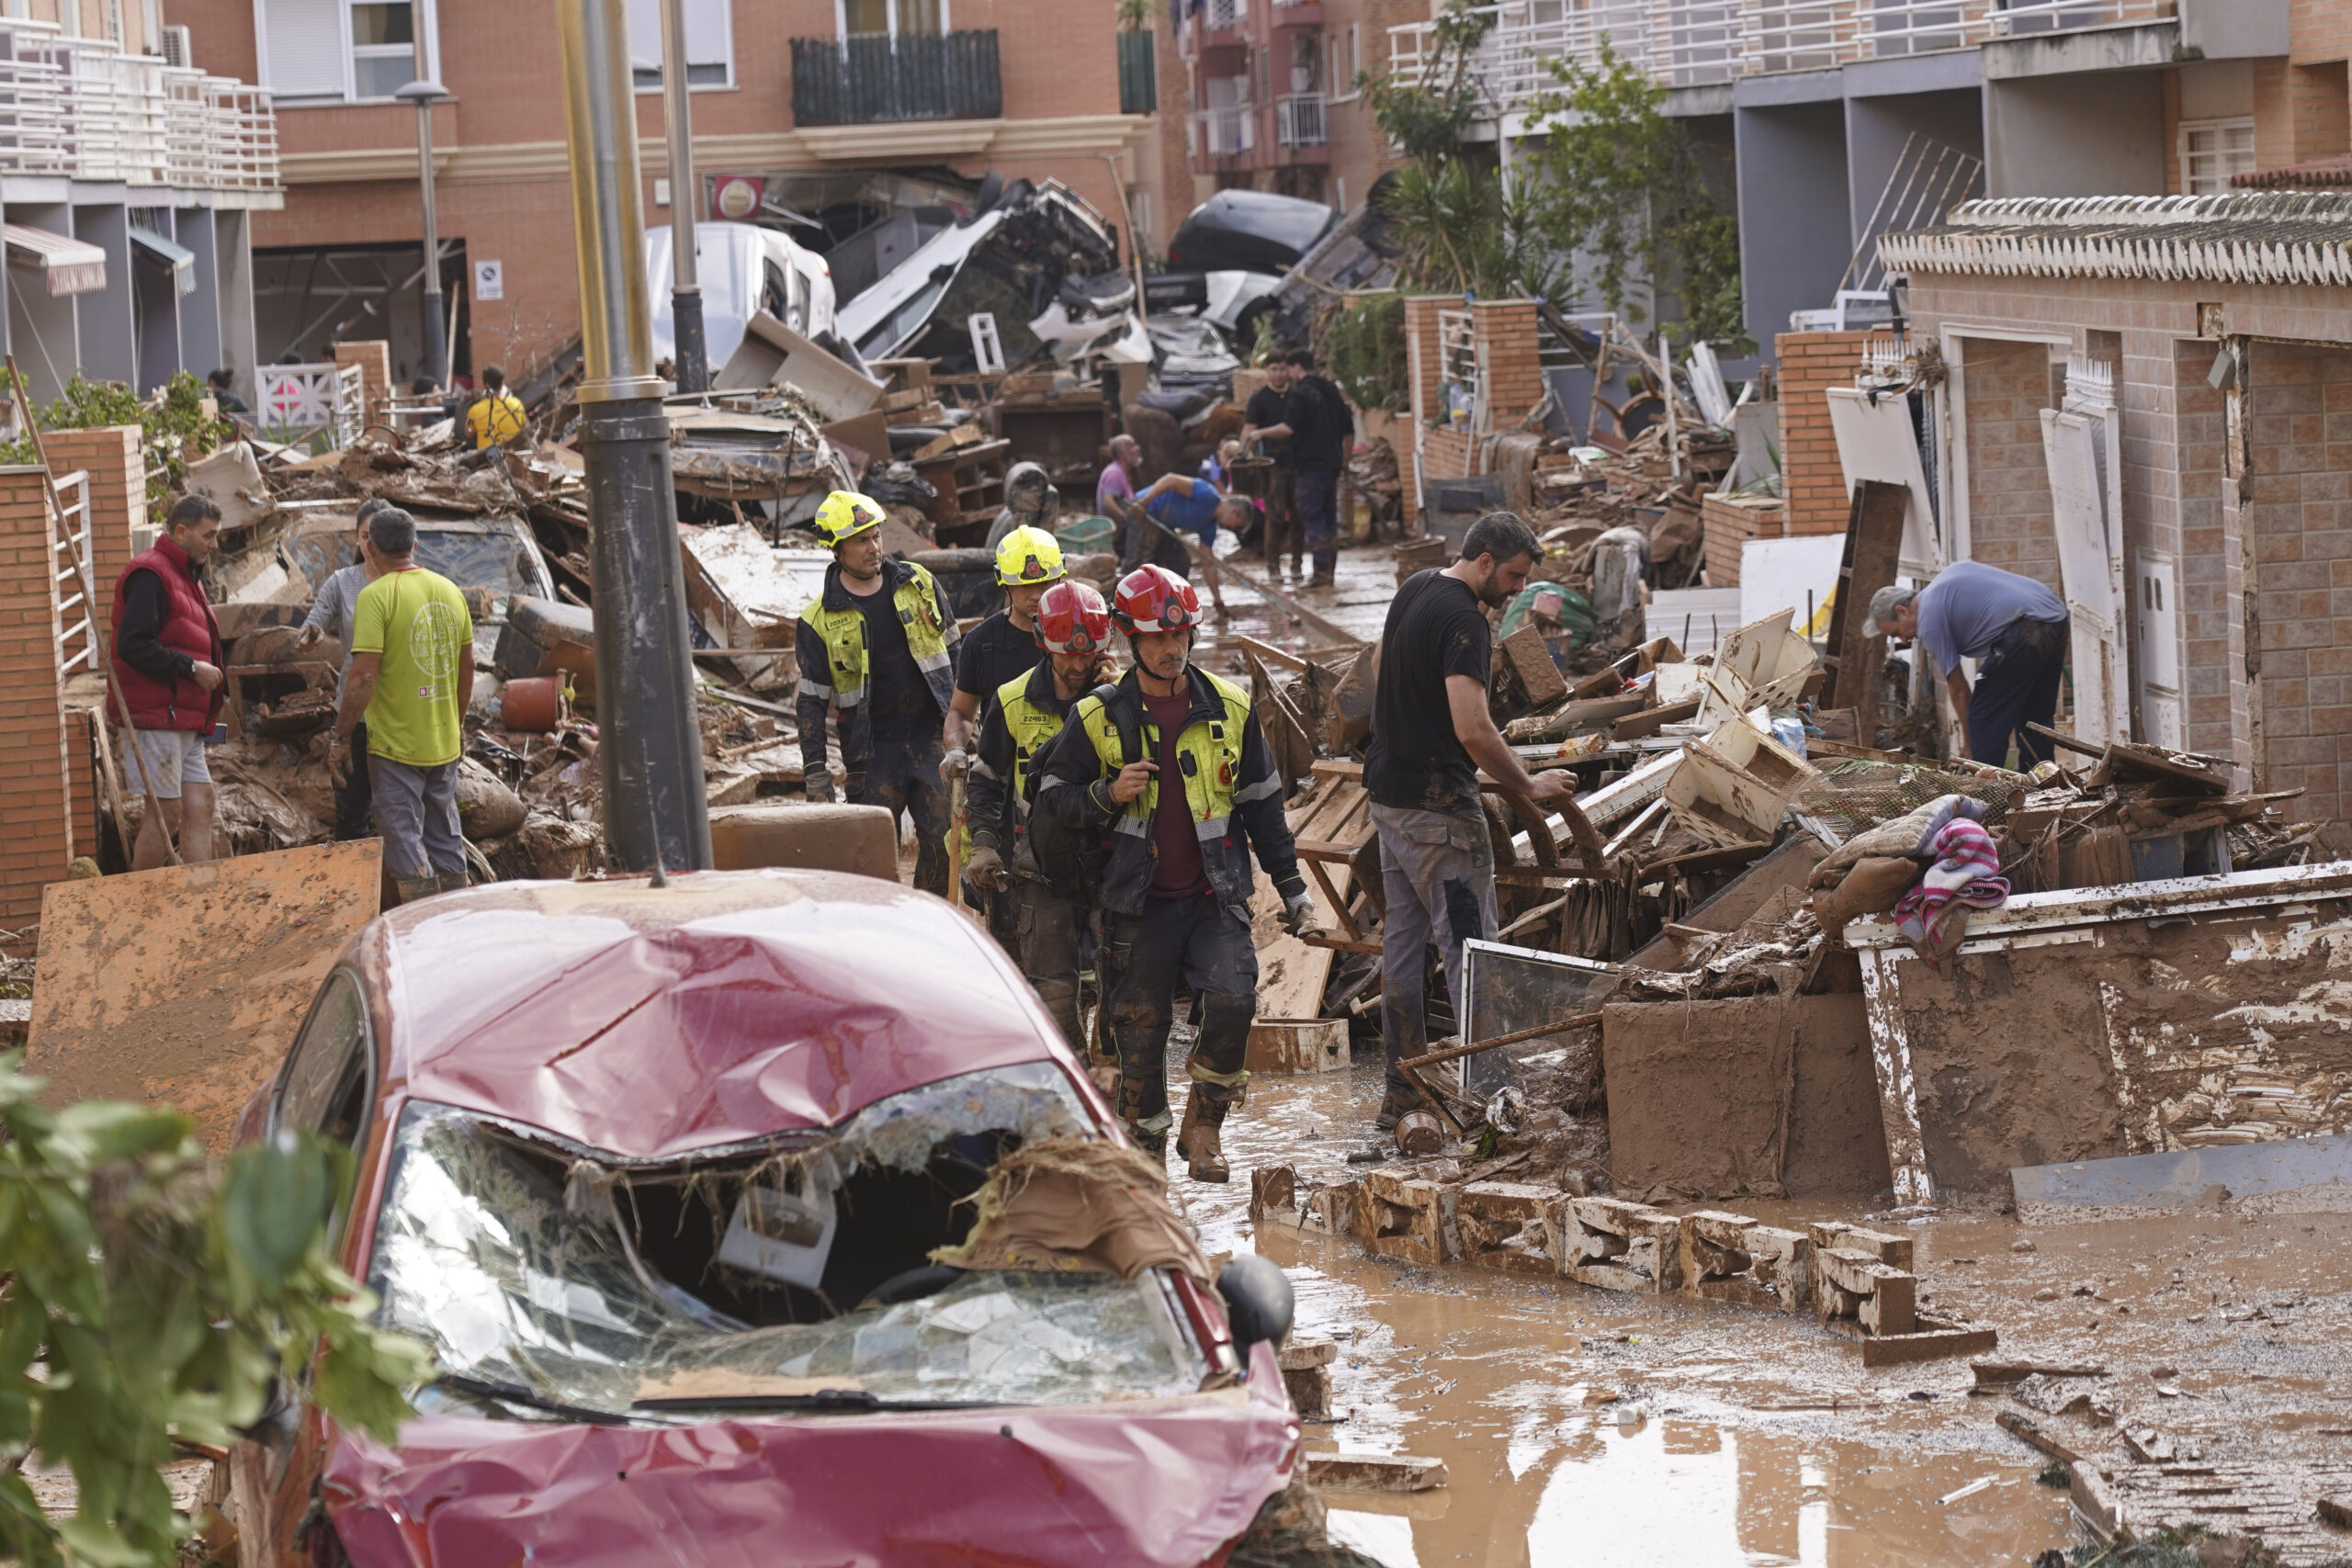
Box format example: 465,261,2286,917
4,224,106,298
130,226,196,299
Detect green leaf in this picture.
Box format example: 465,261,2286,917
220,1134,332,1290
49,1104,192,1170
55,1510,151,1568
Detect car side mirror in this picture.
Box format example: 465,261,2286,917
1216,1254,1293,1354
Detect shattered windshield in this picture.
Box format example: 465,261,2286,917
413,529,541,620
370,1066,1213,1421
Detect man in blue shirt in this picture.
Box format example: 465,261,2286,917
1128,472,1244,617
1871,561,2070,766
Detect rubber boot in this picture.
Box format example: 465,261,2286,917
392,874,441,908
1177,1087,1233,1183
437,870,470,895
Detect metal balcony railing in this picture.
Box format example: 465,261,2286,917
1276,92,1327,146
790,29,1003,126
1388,0,2174,114
1197,105,1253,156
1204,0,1245,29
0,19,277,188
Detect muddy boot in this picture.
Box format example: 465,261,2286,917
1307,569,1336,590
1374,1085,1426,1132
1177,1088,1233,1182
392,874,441,907
437,870,470,895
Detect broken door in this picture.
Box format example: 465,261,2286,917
1826,386,1942,580
2040,355,2132,746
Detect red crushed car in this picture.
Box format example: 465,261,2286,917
231,871,1300,1568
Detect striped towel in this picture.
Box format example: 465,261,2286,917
1893,818,2009,960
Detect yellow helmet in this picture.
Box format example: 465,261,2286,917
813,490,885,549
994,524,1066,587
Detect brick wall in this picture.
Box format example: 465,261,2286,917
0,466,74,928
1775,331,1868,536
40,425,144,637
1702,494,1787,586
1959,336,2063,594
1472,299,1544,424
332,341,392,425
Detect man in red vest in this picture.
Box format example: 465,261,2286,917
109,494,226,869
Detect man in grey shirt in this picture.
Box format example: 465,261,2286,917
1872,560,2069,767
299,497,389,839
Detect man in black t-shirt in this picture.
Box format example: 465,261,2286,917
1241,356,1304,580
1362,512,1577,1131
1286,349,1353,589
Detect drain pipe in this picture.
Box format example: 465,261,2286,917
556,0,712,874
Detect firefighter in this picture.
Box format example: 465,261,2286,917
943,525,1065,951
1035,563,1317,1181
795,489,963,896
964,579,1117,1056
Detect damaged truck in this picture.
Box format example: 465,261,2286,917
229,871,1302,1568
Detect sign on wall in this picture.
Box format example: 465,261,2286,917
474,260,504,301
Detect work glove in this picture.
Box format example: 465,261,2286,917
939,747,970,785
1279,889,1319,938
967,841,1009,892
804,771,836,804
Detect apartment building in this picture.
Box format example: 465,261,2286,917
1150,0,1419,241
0,0,279,403
1382,0,2339,362
164,0,1159,384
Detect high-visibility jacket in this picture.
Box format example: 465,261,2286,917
967,660,1077,868
107,537,222,731
467,390,526,449
1034,665,1304,918
794,557,959,774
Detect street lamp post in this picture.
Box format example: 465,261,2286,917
658,0,706,392
555,0,712,874
393,77,448,389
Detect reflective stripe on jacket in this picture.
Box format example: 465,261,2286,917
967,660,1075,863
1033,663,1304,918
794,557,959,773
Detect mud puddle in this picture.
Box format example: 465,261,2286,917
1178,1056,2080,1566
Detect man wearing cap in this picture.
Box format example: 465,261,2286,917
966,579,1118,1055
795,489,964,895
1870,563,2069,766
1035,563,1317,1181
944,524,1065,947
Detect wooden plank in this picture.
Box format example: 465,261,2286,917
27,840,384,1152
1233,633,1308,673
1822,479,1907,716
1253,791,1352,1023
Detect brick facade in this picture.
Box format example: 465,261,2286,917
40,425,146,638
0,467,76,928
1957,336,2062,594
1702,494,1788,587
1775,330,1870,537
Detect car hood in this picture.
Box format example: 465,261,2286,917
322,1346,1297,1568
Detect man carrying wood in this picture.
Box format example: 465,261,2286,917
1870,564,2069,767
109,493,227,869
1363,513,1577,1131
1035,564,1316,1180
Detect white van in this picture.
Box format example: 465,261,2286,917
646,222,839,373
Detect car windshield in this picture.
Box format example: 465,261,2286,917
369,1065,1212,1421
413,529,538,618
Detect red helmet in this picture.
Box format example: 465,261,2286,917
1034,580,1112,655
1111,563,1201,636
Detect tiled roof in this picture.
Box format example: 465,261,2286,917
2233,155,2352,190
1877,194,2352,285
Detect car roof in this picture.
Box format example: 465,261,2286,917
363,870,1079,1160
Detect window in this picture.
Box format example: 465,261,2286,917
2180,118,2255,194
839,0,944,37
625,0,733,89
253,0,440,103
274,970,372,1149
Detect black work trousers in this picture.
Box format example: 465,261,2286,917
850,730,951,897
1965,615,2069,768
333,718,373,840
1101,892,1258,1137
1013,875,1088,1055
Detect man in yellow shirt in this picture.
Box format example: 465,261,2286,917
330,508,477,905
466,365,526,451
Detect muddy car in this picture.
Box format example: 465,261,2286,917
229,871,1299,1568
284,512,558,665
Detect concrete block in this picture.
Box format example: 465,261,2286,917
1306,1179,1361,1236
1815,1246,1918,1337
1360,1170,1449,1266
1549,1196,1685,1292
706,802,900,881
1456,1180,1557,1275
1501,621,1567,707
1807,1221,1914,1269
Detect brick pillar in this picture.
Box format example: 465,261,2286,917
333,341,392,427
1401,294,1464,525
1774,330,1872,537
0,465,75,927
40,424,145,635
1472,299,1544,424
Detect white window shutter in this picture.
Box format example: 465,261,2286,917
684,0,728,70
624,0,659,74
261,0,345,96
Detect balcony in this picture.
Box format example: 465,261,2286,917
1203,0,1245,31
1276,92,1327,147
1195,104,1254,157
1386,0,2174,115
790,29,1003,127
0,17,277,189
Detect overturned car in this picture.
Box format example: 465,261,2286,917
232,871,1299,1568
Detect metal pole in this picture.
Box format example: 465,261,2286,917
659,0,707,392
558,0,712,873
414,99,445,389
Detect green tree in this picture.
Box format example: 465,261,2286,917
0,1055,426,1568
1521,47,1747,348
1357,0,1495,167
